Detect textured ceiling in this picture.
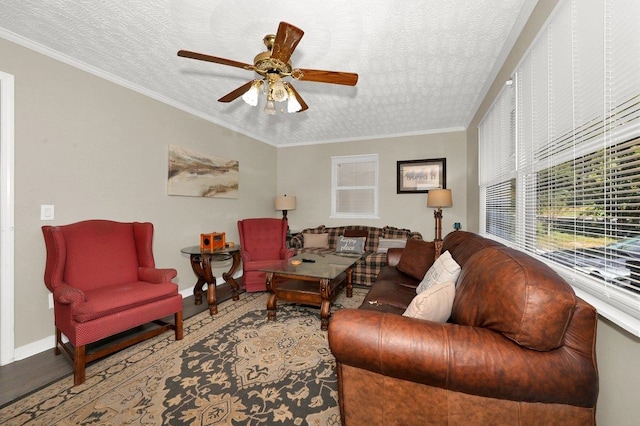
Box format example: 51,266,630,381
0,0,537,147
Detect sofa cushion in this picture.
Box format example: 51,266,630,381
62,221,140,291
451,246,577,351
376,264,420,289
74,282,178,323
361,280,417,311
303,233,329,248
397,238,436,280
403,280,456,322
416,250,461,294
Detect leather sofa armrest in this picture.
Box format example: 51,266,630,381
139,267,177,283
328,309,598,406
329,309,449,388
385,248,404,266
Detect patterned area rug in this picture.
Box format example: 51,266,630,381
0,288,367,425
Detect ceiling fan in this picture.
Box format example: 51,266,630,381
177,21,358,114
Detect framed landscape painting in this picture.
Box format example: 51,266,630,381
168,145,239,198
397,158,446,193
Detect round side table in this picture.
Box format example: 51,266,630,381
180,245,242,315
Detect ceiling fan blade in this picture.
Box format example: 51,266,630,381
285,83,309,112
177,50,254,70
217,81,254,103
293,68,359,86
271,22,304,64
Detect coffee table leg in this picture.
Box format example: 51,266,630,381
346,268,353,298
320,278,331,330
266,272,277,321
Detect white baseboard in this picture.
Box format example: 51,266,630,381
14,334,56,361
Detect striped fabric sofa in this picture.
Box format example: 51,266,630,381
289,225,422,287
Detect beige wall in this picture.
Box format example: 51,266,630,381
277,131,467,240
0,37,277,349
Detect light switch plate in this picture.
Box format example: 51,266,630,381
41,205,54,220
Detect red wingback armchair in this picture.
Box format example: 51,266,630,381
237,218,294,292
42,220,184,385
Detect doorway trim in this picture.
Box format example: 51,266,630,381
0,70,15,366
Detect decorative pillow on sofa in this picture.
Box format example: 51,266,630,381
397,238,436,280
343,229,369,239
336,236,366,254
416,250,461,294
303,233,329,248
376,237,407,253
403,280,456,322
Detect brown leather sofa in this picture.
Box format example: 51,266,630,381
328,231,598,425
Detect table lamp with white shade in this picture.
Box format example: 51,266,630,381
274,194,296,221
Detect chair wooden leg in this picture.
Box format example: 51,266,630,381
74,345,86,386
54,328,61,355
175,311,184,340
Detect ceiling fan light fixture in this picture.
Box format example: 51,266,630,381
287,86,302,113
264,99,277,115
268,76,288,103
241,80,262,107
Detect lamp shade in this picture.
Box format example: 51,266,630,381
427,189,452,208
275,195,296,211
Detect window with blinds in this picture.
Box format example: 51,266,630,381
479,0,640,324
331,154,379,218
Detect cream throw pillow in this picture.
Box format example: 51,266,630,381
303,233,329,248
403,280,456,322
415,250,461,294
376,237,408,253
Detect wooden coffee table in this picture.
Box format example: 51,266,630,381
261,253,361,330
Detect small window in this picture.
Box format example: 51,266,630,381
331,154,379,219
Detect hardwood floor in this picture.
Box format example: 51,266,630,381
0,285,241,408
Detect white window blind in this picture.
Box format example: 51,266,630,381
479,82,516,244
331,154,379,219
479,0,640,326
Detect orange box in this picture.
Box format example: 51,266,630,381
200,232,226,251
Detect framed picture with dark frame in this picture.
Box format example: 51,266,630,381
397,158,446,193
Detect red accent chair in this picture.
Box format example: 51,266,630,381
237,218,294,292
42,220,184,385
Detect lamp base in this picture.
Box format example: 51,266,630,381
434,239,444,258
433,208,443,241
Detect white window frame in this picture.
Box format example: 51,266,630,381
478,0,640,336
331,154,379,219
